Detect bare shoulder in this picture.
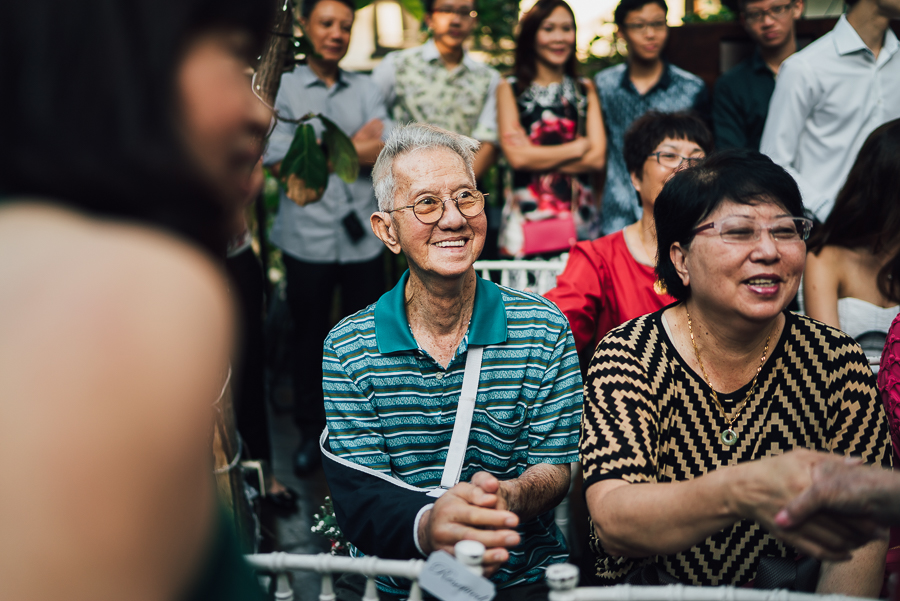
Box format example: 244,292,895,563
0,202,232,600
807,244,845,273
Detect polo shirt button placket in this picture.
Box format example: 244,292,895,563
436,372,444,380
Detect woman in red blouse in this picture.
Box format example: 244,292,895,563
545,111,712,368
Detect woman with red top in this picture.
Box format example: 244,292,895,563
545,111,712,368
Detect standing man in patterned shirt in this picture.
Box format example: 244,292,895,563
320,124,582,600
371,0,500,180
595,0,708,235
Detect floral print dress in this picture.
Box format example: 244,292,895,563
501,76,599,255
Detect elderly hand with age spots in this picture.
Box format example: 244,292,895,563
417,478,521,576
774,456,895,549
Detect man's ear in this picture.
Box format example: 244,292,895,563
791,0,804,20
371,212,402,256
670,241,690,288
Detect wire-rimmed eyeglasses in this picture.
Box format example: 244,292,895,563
692,216,814,244
385,190,487,224
648,151,704,170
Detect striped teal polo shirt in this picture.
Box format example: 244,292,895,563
323,270,583,593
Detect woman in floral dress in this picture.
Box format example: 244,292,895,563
497,0,606,255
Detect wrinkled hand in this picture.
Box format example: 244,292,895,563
419,481,520,575
352,118,383,143
470,471,512,512
774,457,893,541
738,450,881,560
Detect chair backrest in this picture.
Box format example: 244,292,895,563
473,255,568,296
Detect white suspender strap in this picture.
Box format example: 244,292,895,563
438,345,484,491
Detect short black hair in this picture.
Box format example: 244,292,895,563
614,0,668,27
423,0,477,14
654,149,804,301
623,111,713,177
301,0,357,18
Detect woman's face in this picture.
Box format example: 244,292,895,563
302,0,354,65
178,29,270,207
673,200,806,324
535,6,576,69
631,137,706,210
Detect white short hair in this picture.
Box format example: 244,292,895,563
372,123,480,212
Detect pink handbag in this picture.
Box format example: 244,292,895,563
521,215,577,256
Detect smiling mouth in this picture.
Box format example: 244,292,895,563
746,277,780,285
435,240,466,248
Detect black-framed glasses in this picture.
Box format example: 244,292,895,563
692,216,813,244
743,1,795,23
385,190,487,224
432,7,478,18
648,151,704,169
621,20,667,32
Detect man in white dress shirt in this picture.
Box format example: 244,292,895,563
759,0,900,221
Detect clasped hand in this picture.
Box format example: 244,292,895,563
418,472,520,575
740,450,885,561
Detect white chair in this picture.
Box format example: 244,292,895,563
243,553,876,601
473,254,569,296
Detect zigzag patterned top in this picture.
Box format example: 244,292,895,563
580,307,890,586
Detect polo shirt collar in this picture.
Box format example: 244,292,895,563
297,64,348,88
619,61,673,94
374,270,508,353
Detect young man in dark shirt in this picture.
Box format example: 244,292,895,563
712,0,804,150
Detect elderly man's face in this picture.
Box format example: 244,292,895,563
386,147,486,280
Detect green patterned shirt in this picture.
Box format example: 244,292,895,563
372,40,499,142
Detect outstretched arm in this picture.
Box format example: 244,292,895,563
585,450,873,561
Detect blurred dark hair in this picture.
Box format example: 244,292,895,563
0,0,272,256
654,149,804,301
807,119,900,302
301,0,357,18
623,111,713,177
423,0,478,14
513,0,579,94
614,0,668,27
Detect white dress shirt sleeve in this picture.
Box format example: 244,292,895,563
759,55,828,217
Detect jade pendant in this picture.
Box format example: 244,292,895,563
720,428,737,446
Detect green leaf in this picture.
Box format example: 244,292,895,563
319,115,359,184
281,122,327,206
396,0,425,22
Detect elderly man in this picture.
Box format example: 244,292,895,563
320,123,583,600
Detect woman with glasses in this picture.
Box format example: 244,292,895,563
580,149,888,593
803,119,900,370
496,0,606,256
545,111,710,370
0,0,272,599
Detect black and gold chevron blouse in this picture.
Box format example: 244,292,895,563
580,307,890,586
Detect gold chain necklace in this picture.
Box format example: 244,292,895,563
685,306,771,447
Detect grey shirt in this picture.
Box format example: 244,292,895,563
265,65,392,263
